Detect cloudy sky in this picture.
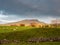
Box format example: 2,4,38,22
0,0,60,24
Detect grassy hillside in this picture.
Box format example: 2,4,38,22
0,26,60,45
0,27,60,40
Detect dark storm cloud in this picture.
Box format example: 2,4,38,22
0,0,60,17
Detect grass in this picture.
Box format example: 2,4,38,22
0,26,60,45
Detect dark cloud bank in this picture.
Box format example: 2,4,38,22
0,0,60,23
0,0,60,17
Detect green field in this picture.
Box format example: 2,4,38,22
0,26,60,45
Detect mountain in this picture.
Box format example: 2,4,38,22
0,19,47,27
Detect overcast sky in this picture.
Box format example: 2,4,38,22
0,0,60,24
